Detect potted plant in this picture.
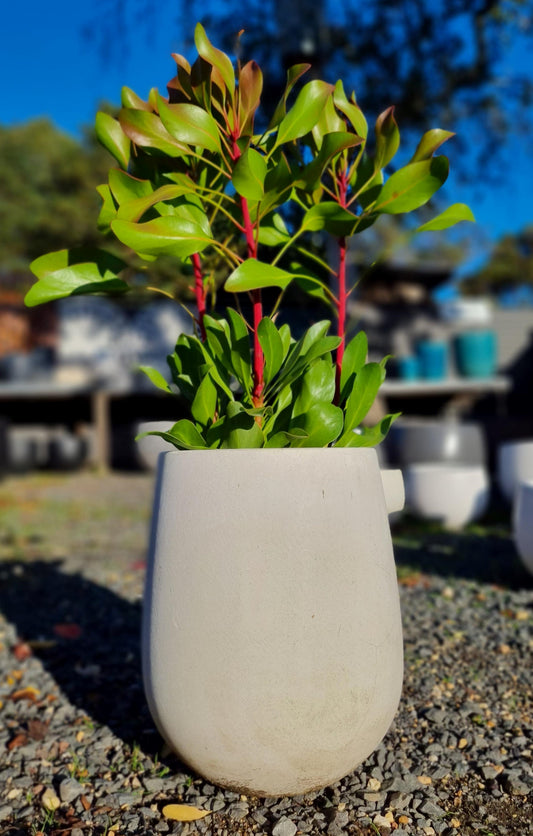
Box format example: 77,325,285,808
25,24,473,796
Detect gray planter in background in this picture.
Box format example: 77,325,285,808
385,417,487,468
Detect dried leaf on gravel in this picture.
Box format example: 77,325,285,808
7,732,29,751
28,719,49,740
9,686,40,702
162,804,211,821
41,787,61,811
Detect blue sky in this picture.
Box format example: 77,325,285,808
2,1,532,286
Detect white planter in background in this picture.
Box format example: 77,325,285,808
404,463,489,530
134,421,173,471
513,481,533,575
497,440,533,504
142,448,404,796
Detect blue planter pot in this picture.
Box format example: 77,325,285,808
396,355,419,381
417,339,448,380
454,330,497,378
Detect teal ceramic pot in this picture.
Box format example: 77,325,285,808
454,330,497,378
417,339,448,380
396,355,419,381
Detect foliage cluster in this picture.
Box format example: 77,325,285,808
25,25,473,449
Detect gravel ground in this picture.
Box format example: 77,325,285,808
0,471,531,836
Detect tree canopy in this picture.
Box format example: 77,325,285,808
0,119,193,298
461,225,533,296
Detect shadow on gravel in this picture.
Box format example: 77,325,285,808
0,559,160,753
392,519,533,589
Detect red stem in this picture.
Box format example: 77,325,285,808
232,136,264,408
335,170,349,404
191,252,207,341
335,236,347,403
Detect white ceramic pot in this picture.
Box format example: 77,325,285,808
386,418,486,467
142,448,404,796
404,463,489,530
134,421,173,471
513,481,533,575
497,440,533,504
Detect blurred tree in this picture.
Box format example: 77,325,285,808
461,225,533,296
0,119,108,285
84,0,533,171
0,119,193,300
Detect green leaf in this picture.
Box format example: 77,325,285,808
111,216,212,258
116,183,194,222
213,402,264,448
410,129,455,162
26,248,128,306
190,372,218,425
225,259,294,293
302,202,359,236
238,60,263,131
119,108,186,156
333,80,368,139
257,317,285,384
339,331,368,402
232,148,267,201
341,362,384,436
26,264,127,307
96,184,117,231
157,419,209,450
293,358,336,414
95,111,130,169
138,365,173,393
257,213,290,246
297,131,362,190
311,96,347,147
157,96,222,153
336,413,400,448
194,22,235,100
225,307,252,392
373,156,449,215
374,107,400,169
108,170,153,206
121,86,151,110
267,63,310,131
275,80,333,147
416,203,475,232
289,402,343,447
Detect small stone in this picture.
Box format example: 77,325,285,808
364,791,385,802
450,819,461,828
228,802,248,821
499,644,511,655
59,778,84,804
458,738,468,749
367,777,382,792
417,775,432,785
420,800,446,818
398,816,410,825
143,777,165,793
515,609,529,620
373,814,392,829
0,806,13,822
502,774,530,796
481,764,503,780
442,586,454,599
272,817,297,836
387,792,411,810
